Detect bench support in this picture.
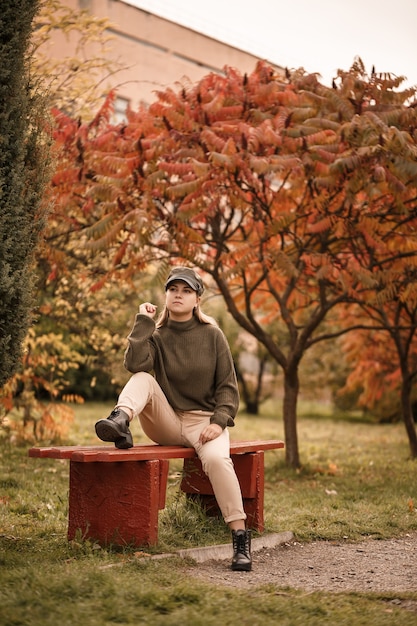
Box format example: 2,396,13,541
66,452,265,547
181,451,265,531
68,459,169,546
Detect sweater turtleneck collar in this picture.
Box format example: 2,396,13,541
165,315,200,332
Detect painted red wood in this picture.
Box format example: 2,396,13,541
242,451,264,530
181,453,258,498
28,440,284,461
28,440,284,547
181,452,265,531
158,459,169,510
68,458,161,547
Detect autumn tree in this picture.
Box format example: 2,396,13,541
27,0,124,406
0,1,130,442
32,0,116,118
0,0,50,388
44,59,417,466
325,63,417,456
338,294,417,456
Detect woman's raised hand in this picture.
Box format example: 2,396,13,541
139,302,158,318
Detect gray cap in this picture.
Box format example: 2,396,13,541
165,266,204,296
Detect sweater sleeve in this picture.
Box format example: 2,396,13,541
123,314,156,373
210,330,239,429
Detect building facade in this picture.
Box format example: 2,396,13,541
49,0,283,117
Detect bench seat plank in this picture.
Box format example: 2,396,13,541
28,440,284,462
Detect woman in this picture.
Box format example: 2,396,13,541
95,266,251,571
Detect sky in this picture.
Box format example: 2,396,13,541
126,0,417,90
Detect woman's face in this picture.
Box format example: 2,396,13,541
165,281,199,321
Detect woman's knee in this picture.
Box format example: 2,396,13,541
124,371,156,396
130,371,154,384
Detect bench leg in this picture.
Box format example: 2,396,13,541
180,451,265,532
240,451,264,531
68,459,164,547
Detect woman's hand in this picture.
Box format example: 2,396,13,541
139,302,157,318
199,423,223,445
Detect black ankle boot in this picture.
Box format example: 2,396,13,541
95,408,133,449
231,529,252,571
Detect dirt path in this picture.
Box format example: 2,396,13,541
185,533,417,594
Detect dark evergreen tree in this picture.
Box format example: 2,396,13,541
0,0,50,387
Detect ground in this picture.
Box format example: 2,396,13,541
184,532,417,602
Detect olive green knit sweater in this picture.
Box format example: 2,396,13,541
124,314,239,429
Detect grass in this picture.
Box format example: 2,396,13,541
1,402,417,625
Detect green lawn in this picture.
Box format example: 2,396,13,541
1,402,416,625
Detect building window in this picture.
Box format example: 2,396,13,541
113,96,130,124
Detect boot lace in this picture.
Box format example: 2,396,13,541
234,530,250,558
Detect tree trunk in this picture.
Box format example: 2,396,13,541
235,355,269,415
245,401,259,415
401,377,417,458
282,366,301,468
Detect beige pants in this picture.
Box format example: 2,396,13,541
117,371,246,524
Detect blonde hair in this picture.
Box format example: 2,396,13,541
155,303,218,328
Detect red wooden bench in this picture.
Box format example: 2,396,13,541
28,440,284,547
